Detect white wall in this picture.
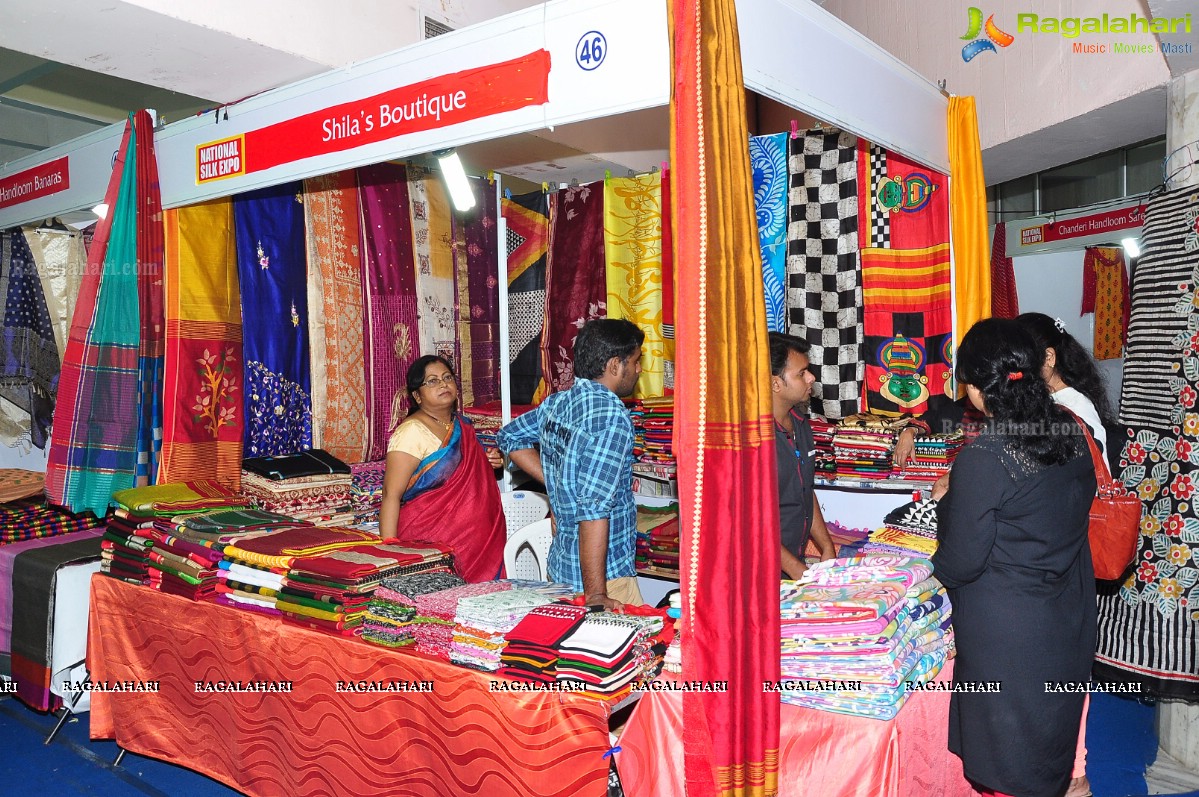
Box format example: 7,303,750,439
1013,249,1125,412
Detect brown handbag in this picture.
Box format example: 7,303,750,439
1073,417,1141,580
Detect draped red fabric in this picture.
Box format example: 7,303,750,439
671,0,781,794
399,420,506,582
989,222,1019,319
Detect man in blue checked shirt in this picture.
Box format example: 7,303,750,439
498,319,645,609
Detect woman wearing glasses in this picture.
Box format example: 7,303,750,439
379,355,506,581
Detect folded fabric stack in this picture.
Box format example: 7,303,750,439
279,541,455,636
349,460,387,526
112,480,248,518
216,525,379,619
832,415,898,479
892,432,965,482
450,588,553,671
240,449,354,526
625,399,646,460
809,417,838,474
101,515,224,599
165,508,300,547
556,610,668,697
500,603,591,683
824,520,872,552
860,499,940,557
631,461,677,499
635,504,680,576
638,396,676,465
215,559,286,616
1,498,102,544
461,402,533,451
412,581,514,659
362,571,467,648
779,556,954,720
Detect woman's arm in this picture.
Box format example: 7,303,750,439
379,449,421,541
931,446,1008,588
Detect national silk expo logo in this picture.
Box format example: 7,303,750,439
961,7,1015,61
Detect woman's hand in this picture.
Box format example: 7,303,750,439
485,446,504,469
893,428,917,468
931,473,950,501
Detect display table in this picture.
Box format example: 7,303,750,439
616,661,976,797
88,576,611,797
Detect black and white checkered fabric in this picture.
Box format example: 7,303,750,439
785,129,862,420
867,144,890,249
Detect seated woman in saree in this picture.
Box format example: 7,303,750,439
379,355,505,582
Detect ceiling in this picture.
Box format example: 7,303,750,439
1,0,1196,191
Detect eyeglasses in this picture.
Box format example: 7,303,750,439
421,374,457,388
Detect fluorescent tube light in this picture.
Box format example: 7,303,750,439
92,203,109,220
436,150,476,212
1121,237,1140,258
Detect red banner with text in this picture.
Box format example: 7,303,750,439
194,51,551,184
0,157,70,210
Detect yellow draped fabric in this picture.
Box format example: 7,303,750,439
159,199,244,487
605,174,666,398
411,169,458,360
670,0,780,794
948,96,991,366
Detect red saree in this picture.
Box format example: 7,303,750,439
399,418,505,582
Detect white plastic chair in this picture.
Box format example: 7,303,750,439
503,517,554,581
499,490,550,537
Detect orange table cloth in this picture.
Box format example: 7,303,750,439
616,660,976,797
88,576,610,797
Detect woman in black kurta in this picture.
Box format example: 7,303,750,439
932,319,1097,797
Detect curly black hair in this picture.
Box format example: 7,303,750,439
956,318,1080,466
1016,312,1113,425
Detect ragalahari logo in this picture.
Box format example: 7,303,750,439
961,7,1015,61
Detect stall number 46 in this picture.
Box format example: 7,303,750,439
576,31,607,71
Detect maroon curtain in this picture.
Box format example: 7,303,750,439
358,163,420,460
542,181,607,393
463,178,500,406
990,222,1019,319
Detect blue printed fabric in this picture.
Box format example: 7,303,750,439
750,132,788,332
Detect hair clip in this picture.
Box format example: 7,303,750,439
1053,318,1066,333
1007,371,1024,381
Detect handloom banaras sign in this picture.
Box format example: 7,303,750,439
1017,13,1192,36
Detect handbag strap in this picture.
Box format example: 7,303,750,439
1064,410,1111,481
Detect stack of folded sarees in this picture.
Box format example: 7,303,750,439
778,556,954,720
362,571,466,648
499,603,590,684
240,450,355,526
449,588,553,671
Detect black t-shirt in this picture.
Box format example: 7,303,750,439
775,408,816,567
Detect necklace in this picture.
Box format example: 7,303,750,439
423,410,453,430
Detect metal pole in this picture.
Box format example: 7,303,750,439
496,174,513,491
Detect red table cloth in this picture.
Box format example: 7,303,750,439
88,576,611,796
616,661,977,797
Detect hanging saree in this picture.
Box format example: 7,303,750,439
0,231,58,449
358,162,421,460
544,181,607,393
304,171,367,463
133,110,164,485
786,129,862,420
22,227,85,363
159,199,244,489
605,173,666,399
1095,185,1199,700
45,117,140,516
672,0,781,792
399,417,505,582
503,191,549,405
990,222,1019,319
234,182,313,458
750,133,789,333
858,143,953,417
409,168,458,362
461,178,500,406
1082,247,1129,360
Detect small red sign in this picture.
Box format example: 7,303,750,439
1043,205,1144,242
0,156,70,210
242,50,551,175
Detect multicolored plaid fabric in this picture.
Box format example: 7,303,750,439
0,498,102,543
45,116,141,515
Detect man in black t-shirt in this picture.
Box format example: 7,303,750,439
769,333,837,579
